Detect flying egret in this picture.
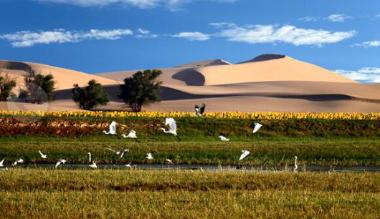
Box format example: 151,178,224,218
12,158,24,167
122,130,137,139
251,122,263,134
106,148,129,159
218,135,230,142
38,150,47,159
119,149,129,159
239,150,250,161
89,161,97,169
195,103,206,117
55,159,66,168
293,156,298,172
103,121,117,135
146,153,154,160
160,118,177,136
0,159,4,167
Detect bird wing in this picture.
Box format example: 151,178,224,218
168,119,177,132
252,123,263,133
199,103,206,114
55,161,61,168
239,150,250,160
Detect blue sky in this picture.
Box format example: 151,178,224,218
0,0,379,82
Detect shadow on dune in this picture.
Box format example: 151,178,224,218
172,69,205,86
54,85,380,104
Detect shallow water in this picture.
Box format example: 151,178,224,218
5,163,380,172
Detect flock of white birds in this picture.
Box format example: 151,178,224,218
0,104,299,172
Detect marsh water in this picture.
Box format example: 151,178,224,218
6,163,380,172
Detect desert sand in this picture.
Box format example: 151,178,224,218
1,55,380,112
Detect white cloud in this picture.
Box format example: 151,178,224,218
326,14,352,22
136,28,158,38
298,16,319,22
37,0,237,9
172,32,210,41
335,67,380,83
353,40,380,48
0,28,133,47
210,23,355,46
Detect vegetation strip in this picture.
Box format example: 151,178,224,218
0,170,379,193
0,137,379,166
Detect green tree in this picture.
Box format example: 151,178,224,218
72,80,109,110
119,69,162,112
25,73,55,103
0,75,16,101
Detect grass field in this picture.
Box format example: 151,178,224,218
1,112,379,218
0,170,379,218
0,136,379,166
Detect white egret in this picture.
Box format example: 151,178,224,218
12,158,24,167
160,118,177,136
106,148,129,159
195,103,206,117
146,153,154,160
87,152,92,163
122,130,137,139
251,122,263,134
218,135,230,142
103,121,117,135
165,159,173,164
293,156,298,172
89,161,97,169
55,159,66,168
38,150,47,159
0,159,4,167
239,150,250,161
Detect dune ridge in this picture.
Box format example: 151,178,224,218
1,55,380,112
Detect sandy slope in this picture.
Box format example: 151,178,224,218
197,56,355,85
1,55,380,112
0,61,118,92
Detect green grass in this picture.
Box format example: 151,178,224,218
0,170,379,218
0,136,379,166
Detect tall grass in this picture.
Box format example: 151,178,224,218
0,136,378,166
0,170,378,218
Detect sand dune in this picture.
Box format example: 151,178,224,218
197,56,355,85
1,55,380,112
0,61,118,92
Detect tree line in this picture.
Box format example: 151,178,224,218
0,69,162,112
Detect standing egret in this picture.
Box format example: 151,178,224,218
12,158,24,167
251,122,263,134
146,153,154,160
122,130,137,139
239,150,250,161
87,152,92,163
0,159,4,167
38,150,47,159
103,121,117,135
55,159,66,168
293,156,298,172
218,135,230,142
195,103,206,117
160,118,177,136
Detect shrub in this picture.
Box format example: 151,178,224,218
0,75,16,101
25,73,55,103
119,69,162,112
72,80,109,110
